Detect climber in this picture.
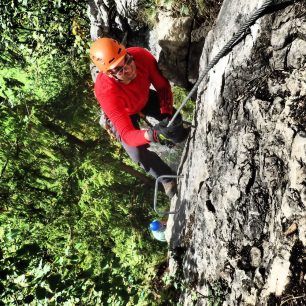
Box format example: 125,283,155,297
90,37,189,198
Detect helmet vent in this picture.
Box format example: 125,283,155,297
90,38,126,73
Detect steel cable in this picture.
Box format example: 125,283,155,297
168,0,277,127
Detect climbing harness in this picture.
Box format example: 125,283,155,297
154,0,294,215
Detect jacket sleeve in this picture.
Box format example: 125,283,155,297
144,49,173,115
95,81,148,147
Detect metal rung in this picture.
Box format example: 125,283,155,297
153,174,184,215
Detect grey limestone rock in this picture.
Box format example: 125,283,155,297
166,0,306,305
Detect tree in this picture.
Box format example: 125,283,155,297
0,0,88,65
0,2,168,305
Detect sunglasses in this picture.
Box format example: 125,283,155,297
107,54,134,77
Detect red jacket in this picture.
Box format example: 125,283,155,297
94,47,173,146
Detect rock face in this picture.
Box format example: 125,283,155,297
166,0,306,305
88,0,306,304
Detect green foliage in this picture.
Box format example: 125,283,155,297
173,85,195,122
0,1,198,304
158,270,199,306
138,0,222,28
0,220,126,305
0,0,89,66
0,53,166,303
0,2,171,305
207,280,226,306
0,63,166,304
138,0,206,26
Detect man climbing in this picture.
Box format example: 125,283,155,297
90,37,189,198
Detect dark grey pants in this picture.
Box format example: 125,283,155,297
117,90,174,182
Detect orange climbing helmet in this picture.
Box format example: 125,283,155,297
90,37,127,73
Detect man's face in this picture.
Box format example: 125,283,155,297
107,53,137,84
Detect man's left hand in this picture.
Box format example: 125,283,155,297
146,116,190,145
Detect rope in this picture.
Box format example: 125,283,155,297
167,0,279,127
